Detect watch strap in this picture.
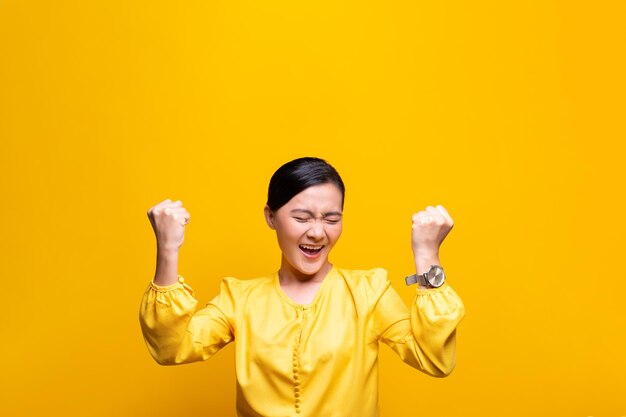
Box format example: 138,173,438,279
405,272,428,286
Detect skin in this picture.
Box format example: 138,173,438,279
264,183,344,304
147,199,190,286
412,205,454,288
148,187,454,296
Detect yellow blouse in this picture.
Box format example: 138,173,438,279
139,265,465,417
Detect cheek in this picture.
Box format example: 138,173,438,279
328,226,342,242
276,224,303,245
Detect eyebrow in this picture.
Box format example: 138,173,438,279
290,209,343,217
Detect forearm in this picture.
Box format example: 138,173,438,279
153,247,179,286
376,271,465,377
139,279,203,365
414,251,441,290
410,288,464,377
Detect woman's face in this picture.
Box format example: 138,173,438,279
264,183,343,279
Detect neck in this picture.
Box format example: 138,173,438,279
279,257,333,285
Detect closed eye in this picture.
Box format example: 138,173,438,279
292,216,341,224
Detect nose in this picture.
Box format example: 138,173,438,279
306,219,325,240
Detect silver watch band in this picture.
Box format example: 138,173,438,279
405,272,429,287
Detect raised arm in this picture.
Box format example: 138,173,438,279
139,199,234,365
372,205,465,377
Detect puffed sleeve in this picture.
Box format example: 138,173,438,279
139,275,237,366
371,268,465,377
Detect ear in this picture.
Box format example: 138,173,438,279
264,205,276,230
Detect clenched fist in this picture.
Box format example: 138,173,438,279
411,205,454,256
147,199,191,252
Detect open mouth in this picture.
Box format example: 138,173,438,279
299,244,325,257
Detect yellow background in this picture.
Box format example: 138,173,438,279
1,0,624,416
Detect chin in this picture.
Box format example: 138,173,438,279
292,258,327,277
293,262,319,274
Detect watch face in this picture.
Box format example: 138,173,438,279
427,266,445,287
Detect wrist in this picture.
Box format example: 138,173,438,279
157,244,180,258
414,255,440,275
154,246,180,286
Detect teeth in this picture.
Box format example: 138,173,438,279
300,245,323,250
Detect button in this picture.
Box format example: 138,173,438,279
177,275,185,283
294,387,300,392
295,392,300,398
295,410,301,414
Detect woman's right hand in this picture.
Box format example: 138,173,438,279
147,199,191,252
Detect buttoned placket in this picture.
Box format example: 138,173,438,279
292,305,312,415
275,268,331,416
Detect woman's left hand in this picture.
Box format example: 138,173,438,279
411,205,454,257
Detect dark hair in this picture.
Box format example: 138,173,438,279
266,157,345,212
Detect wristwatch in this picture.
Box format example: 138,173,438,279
405,265,446,288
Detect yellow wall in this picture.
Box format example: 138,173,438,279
1,1,624,416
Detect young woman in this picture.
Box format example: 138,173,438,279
140,157,465,417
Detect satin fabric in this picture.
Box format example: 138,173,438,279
139,265,465,417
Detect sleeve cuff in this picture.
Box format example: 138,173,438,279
415,281,450,295
150,274,189,293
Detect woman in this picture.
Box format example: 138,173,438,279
139,157,465,417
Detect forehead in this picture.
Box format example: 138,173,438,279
283,183,343,211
